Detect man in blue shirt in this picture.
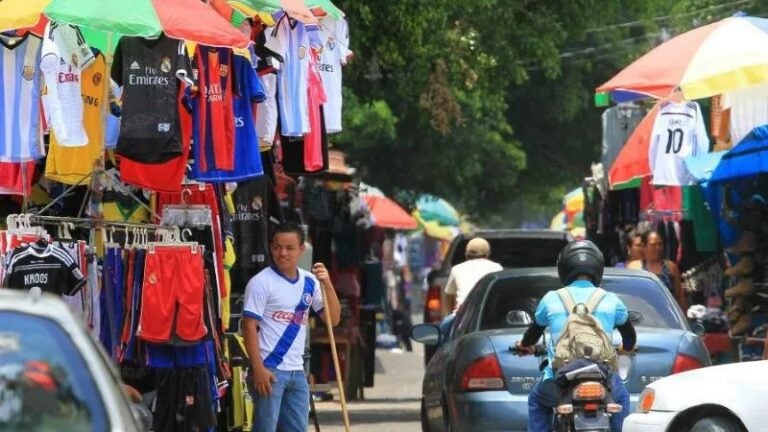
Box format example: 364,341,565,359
516,240,636,432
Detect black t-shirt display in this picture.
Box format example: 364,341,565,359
3,242,86,295
112,34,191,164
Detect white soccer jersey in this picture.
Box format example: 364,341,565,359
318,17,351,134
255,72,278,149
722,82,768,146
40,22,92,147
0,34,44,162
649,101,710,186
243,266,325,371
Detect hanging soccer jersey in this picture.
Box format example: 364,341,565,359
112,35,192,164
192,54,266,182
45,53,109,184
649,101,710,186
304,48,327,172
0,33,45,162
3,242,86,295
40,21,94,147
318,16,351,134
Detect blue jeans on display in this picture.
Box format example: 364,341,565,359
527,372,629,432
250,368,309,432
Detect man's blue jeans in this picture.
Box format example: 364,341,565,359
527,372,629,432
249,368,309,432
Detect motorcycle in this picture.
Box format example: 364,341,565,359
507,311,632,432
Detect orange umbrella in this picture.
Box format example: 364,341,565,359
362,195,418,230
608,103,661,188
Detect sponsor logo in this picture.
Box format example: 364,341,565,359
205,83,223,103
129,61,141,70
58,71,79,84
317,63,334,73
128,66,170,86
272,311,308,325
157,123,171,133
234,116,245,128
22,65,34,81
160,56,172,73
82,94,100,107
24,273,48,285
220,64,229,78
92,72,103,86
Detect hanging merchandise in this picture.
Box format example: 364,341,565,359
111,34,192,164
720,83,768,147
0,32,45,162
318,16,351,134
601,103,646,172
191,51,266,182
253,21,280,150
3,237,86,295
0,161,36,196
304,45,327,171
649,100,710,186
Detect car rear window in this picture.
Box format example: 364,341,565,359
451,237,568,268
479,275,685,331
0,312,108,431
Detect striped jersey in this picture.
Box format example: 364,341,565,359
243,266,324,371
3,242,86,296
0,33,44,162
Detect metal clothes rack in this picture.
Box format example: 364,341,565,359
23,214,165,231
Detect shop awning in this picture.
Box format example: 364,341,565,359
362,195,417,230
711,125,768,184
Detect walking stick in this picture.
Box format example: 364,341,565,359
318,284,352,432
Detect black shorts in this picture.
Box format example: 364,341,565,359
153,367,215,432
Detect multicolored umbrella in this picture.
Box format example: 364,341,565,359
412,210,457,241
0,0,50,33
416,195,460,227
608,103,661,189
597,16,768,101
44,0,251,48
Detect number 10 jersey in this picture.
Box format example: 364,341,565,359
649,101,710,186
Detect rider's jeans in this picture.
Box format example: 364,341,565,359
527,372,629,432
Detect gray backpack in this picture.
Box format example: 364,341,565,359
552,288,617,370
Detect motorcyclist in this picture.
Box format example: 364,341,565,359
515,240,637,432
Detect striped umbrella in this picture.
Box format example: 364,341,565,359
597,16,768,101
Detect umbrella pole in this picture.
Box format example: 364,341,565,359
319,287,352,432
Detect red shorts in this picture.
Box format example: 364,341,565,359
137,245,208,343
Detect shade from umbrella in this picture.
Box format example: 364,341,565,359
710,125,768,184
45,0,251,48
416,195,460,226
608,103,661,188
0,0,50,33
597,16,768,101
362,195,417,230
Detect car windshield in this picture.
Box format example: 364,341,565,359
479,274,685,331
451,237,567,268
0,312,108,431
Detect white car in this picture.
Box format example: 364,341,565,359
0,288,145,431
624,360,767,432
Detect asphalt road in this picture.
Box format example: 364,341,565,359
314,329,424,431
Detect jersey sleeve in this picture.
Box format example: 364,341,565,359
175,40,194,86
337,18,352,65
694,103,710,155
534,291,553,327
65,259,87,296
243,275,268,321
246,57,266,103
310,274,325,313
111,40,123,86
648,110,662,173
612,293,629,326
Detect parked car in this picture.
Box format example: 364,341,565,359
411,268,711,432
0,288,144,431
624,360,768,432
423,229,571,363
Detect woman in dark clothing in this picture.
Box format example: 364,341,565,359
628,231,685,310
616,228,644,268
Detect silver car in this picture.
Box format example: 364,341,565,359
411,268,711,432
0,288,144,431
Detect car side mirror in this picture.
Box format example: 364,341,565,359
410,324,441,346
506,310,533,327
628,310,644,326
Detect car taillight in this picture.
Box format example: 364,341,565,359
671,353,703,374
460,354,505,391
426,284,442,323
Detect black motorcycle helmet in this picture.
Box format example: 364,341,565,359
557,240,605,286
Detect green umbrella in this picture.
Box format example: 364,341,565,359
235,0,343,19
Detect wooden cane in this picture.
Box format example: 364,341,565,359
319,283,352,432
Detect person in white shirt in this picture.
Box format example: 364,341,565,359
444,237,503,313
242,222,341,432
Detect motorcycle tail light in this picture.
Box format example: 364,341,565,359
573,382,606,400
556,404,573,414
460,354,505,391
607,403,623,414
584,403,599,412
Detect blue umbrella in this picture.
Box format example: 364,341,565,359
416,195,460,226
711,125,768,184
684,151,726,186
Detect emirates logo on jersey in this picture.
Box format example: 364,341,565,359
58,71,79,84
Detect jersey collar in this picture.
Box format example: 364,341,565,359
569,280,595,288
270,265,300,284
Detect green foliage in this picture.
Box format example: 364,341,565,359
332,0,768,224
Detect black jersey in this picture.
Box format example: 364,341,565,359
112,34,192,164
3,243,86,295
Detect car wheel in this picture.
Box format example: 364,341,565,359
421,399,430,432
690,417,744,432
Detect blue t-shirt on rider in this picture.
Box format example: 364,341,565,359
534,280,629,380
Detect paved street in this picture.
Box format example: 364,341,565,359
314,324,424,431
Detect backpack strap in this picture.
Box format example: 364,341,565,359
585,288,607,314
556,288,577,314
